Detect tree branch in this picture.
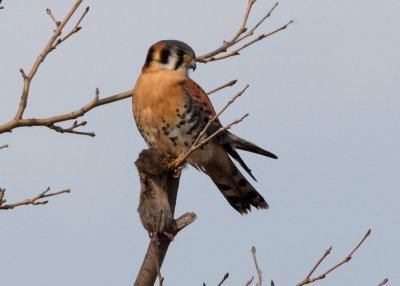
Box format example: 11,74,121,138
134,149,197,286
0,89,133,136
203,20,293,63
14,0,85,121
206,79,237,96
296,229,371,285
0,187,70,210
251,247,262,286
0,144,8,150
218,273,229,286
196,2,292,63
0,0,97,136
377,278,389,286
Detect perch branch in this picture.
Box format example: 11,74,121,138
206,79,237,96
134,149,197,286
196,2,292,63
0,144,8,149
0,187,70,210
297,229,371,285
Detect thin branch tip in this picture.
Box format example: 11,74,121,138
378,278,389,286
19,68,28,79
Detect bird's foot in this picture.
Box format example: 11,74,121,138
165,157,180,169
165,157,183,178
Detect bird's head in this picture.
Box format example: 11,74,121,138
142,40,196,76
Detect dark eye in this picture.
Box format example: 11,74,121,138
177,50,186,57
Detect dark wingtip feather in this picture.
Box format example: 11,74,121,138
227,132,278,159
223,143,257,181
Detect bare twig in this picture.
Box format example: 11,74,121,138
0,144,8,149
172,85,249,171
245,276,254,286
46,8,61,27
304,247,332,281
0,187,70,210
196,2,292,63
297,229,372,285
205,20,293,63
52,6,89,49
377,278,389,286
48,120,94,137
218,273,229,286
251,247,262,286
206,79,237,96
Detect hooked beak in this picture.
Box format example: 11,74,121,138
186,58,196,71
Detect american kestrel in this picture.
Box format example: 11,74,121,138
132,40,277,214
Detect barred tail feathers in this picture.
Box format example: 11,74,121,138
204,154,268,214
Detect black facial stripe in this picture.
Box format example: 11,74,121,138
174,54,184,70
144,47,154,68
160,48,170,64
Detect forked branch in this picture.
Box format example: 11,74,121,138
196,1,292,63
297,229,371,285
0,187,70,210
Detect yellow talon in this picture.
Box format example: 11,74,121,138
166,157,181,169
164,158,183,178
173,167,182,178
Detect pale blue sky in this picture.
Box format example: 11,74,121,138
1,0,399,285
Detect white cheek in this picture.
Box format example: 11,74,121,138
160,56,188,75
